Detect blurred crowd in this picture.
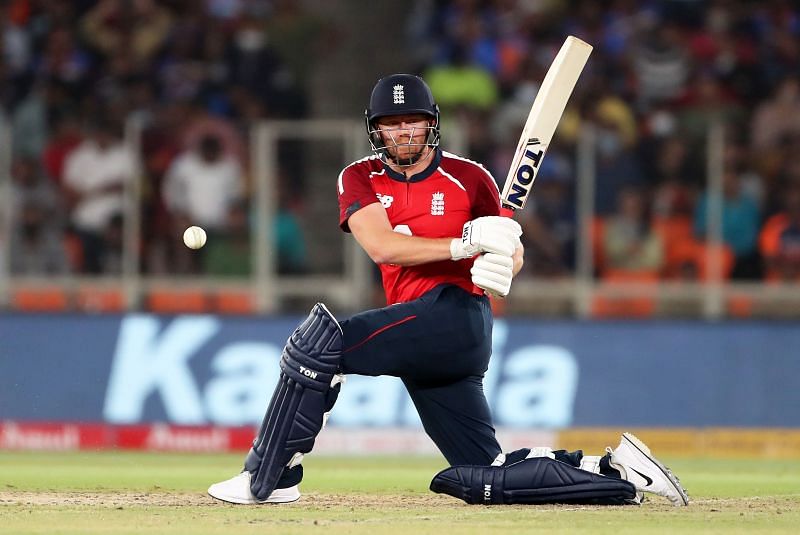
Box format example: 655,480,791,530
5,0,800,286
408,0,800,283
3,0,313,277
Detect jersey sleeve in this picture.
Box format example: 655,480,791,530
337,164,379,232
470,164,502,218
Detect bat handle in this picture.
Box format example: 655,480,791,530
500,206,516,218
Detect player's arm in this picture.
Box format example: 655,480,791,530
347,203,453,266
347,203,520,266
339,166,451,266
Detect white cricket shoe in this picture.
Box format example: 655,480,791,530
208,471,300,504
608,432,689,506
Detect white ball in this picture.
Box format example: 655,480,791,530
183,226,207,249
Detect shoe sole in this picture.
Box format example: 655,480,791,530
622,432,689,506
208,485,301,505
263,486,301,504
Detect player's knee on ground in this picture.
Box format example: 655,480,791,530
430,452,638,505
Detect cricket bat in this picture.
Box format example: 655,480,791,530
500,36,592,214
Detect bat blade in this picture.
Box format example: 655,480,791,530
500,36,592,212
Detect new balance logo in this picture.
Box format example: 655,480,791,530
376,193,394,208
430,191,444,215
393,84,404,104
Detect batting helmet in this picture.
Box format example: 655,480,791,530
364,74,440,164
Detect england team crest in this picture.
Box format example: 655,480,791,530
431,191,444,215
393,84,404,104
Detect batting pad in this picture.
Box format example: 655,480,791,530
245,303,343,501
430,456,638,505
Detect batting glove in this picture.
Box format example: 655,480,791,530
450,216,522,260
471,252,514,297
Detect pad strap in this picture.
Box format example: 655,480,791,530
580,455,603,474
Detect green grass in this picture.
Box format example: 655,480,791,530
1,452,799,534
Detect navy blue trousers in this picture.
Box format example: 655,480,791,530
338,284,501,466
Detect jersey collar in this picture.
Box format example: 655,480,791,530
383,149,441,183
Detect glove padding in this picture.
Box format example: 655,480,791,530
450,216,522,260
471,252,514,297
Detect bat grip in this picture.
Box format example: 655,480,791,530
500,206,515,218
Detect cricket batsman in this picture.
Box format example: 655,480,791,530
208,74,689,506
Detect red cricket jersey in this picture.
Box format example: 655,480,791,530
337,150,501,304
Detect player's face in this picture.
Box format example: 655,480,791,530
376,114,433,162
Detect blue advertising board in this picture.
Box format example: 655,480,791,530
1,314,798,427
